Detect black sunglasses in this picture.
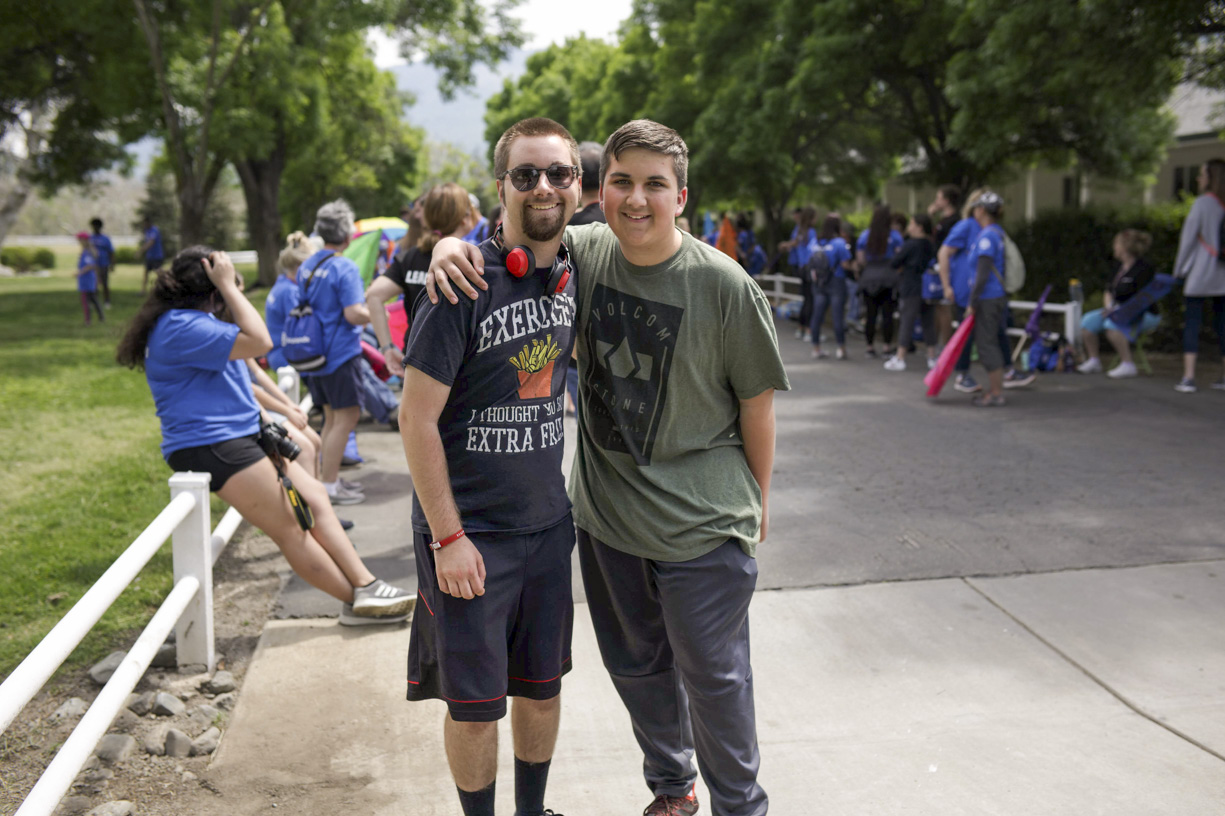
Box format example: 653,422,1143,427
502,164,580,192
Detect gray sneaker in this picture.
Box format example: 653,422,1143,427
339,477,363,491
351,579,414,617
338,603,408,626
328,483,365,506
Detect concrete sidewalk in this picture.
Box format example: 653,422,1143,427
189,391,1225,815
195,556,1225,815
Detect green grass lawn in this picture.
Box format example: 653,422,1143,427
0,248,262,681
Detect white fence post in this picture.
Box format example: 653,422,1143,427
276,365,300,404
169,472,214,672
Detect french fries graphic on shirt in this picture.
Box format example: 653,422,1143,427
509,334,561,399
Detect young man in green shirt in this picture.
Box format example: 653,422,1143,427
429,119,789,816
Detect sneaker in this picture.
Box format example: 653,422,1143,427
972,394,1007,407
1106,361,1138,379
339,477,363,491
953,374,981,393
1003,369,1037,389
794,327,804,339
103,301,112,310
835,348,847,360
864,348,878,359
1174,377,1197,393
802,330,812,342
340,454,362,468
927,357,937,371
328,483,366,506
338,603,408,627
338,518,355,531
811,348,829,359
643,784,700,816
1077,357,1103,374
351,578,414,617
883,356,906,372
1210,378,1225,391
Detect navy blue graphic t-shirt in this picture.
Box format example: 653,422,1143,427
404,240,577,535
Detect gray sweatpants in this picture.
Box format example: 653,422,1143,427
577,528,767,816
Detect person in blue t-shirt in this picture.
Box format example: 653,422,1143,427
779,205,818,339
855,205,905,357
808,215,855,359
89,218,115,308
75,232,104,325
298,200,372,506
140,217,166,294
937,191,985,392
265,231,315,371
115,246,411,624
964,191,1012,406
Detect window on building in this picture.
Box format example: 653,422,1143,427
1063,176,1080,208
1174,165,1201,198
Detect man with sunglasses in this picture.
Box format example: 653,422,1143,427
427,119,788,816
398,117,580,816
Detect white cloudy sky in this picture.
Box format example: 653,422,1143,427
370,0,634,68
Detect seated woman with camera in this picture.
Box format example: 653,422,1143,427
117,247,411,625
1077,229,1162,379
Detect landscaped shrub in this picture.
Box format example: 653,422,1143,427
112,246,143,265
0,247,56,272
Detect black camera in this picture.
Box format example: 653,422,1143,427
258,422,301,462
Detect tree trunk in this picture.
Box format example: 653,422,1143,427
234,145,286,287
0,104,50,248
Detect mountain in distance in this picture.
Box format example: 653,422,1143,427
390,48,531,158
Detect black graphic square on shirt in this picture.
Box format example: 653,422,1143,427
582,284,684,465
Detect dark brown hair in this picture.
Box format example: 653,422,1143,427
601,119,689,189
493,117,580,181
1203,159,1225,200
818,215,842,242
116,246,215,370
864,205,892,257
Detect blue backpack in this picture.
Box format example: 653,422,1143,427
282,251,335,372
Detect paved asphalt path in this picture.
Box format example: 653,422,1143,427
764,322,1224,589
276,317,1224,617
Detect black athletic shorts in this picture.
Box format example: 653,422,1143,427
145,257,163,272
166,435,266,492
406,514,576,722
304,353,362,410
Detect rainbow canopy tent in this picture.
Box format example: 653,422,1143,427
344,216,407,285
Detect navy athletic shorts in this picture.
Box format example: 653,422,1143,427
406,514,575,722
304,353,362,410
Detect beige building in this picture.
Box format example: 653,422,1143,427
880,84,1225,222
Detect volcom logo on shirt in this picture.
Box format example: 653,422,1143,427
583,284,684,465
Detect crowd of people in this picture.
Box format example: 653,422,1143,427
705,160,1225,400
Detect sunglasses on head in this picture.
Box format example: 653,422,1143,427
501,164,580,192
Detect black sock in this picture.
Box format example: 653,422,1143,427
457,780,495,816
514,757,551,816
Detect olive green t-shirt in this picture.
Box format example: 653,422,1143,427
564,223,790,561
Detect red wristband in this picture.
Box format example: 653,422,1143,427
429,528,465,551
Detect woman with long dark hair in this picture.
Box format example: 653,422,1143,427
117,247,412,625
856,204,904,357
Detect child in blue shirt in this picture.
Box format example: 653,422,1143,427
89,218,114,308
75,232,104,325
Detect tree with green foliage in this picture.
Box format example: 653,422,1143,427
132,0,523,284
0,0,155,245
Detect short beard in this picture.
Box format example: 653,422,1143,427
521,201,565,242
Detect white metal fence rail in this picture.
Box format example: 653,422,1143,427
0,366,304,815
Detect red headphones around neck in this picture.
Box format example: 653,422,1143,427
493,224,572,297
